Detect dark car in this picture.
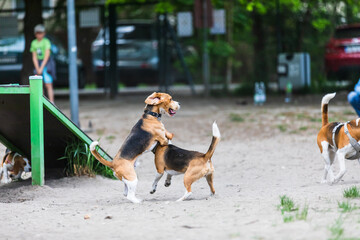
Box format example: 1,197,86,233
91,20,158,87
0,35,85,88
325,24,360,79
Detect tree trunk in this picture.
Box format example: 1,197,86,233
225,0,233,92
251,11,267,84
20,0,43,85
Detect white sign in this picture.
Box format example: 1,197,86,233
80,8,100,28
177,12,193,37
211,9,226,35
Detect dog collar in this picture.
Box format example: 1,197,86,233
144,110,162,120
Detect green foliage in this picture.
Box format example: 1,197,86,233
229,113,245,122
233,82,254,96
105,0,360,92
154,1,175,13
311,18,331,32
338,201,358,213
343,186,360,198
278,195,308,223
278,195,297,214
60,139,115,179
329,217,344,240
296,205,308,221
208,40,235,59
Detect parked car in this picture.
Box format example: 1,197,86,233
91,20,159,87
325,24,360,80
0,35,85,88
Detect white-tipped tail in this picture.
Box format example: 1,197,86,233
90,141,99,151
321,93,336,105
212,121,221,138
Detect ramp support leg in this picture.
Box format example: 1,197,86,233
30,76,44,186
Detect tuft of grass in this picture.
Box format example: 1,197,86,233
277,124,287,132
329,217,344,240
299,126,308,131
296,205,308,221
96,128,105,136
283,215,294,223
106,135,116,142
229,113,245,122
279,195,297,214
278,195,308,223
296,113,310,120
59,139,115,179
310,117,322,122
343,186,360,198
338,201,357,213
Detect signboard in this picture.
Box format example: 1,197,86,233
79,8,100,28
210,9,226,35
177,12,193,37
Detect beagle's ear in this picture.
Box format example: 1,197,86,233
145,92,163,105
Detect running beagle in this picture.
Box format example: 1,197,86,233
90,92,180,203
317,93,360,184
150,122,220,201
0,149,31,184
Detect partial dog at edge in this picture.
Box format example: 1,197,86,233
317,93,360,184
0,149,31,184
149,122,220,201
90,92,180,203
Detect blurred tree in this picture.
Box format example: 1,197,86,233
104,0,360,92
20,0,43,85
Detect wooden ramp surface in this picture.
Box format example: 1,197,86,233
0,87,111,172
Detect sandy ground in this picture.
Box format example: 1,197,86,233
1,92,360,239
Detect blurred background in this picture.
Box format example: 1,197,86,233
0,0,359,96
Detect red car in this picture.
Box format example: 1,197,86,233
325,24,360,79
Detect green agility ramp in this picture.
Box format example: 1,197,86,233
0,76,111,186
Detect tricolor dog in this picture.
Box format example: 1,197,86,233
317,93,360,184
90,92,180,203
0,149,31,184
150,122,220,201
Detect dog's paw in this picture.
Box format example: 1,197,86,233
320,179,328,184
127,196,142,204
164,182,171,187
150,189,156,194
1,178,12,184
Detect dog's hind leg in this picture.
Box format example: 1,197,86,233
123,177,141,203
320,142,335,184
123,183,128,197
1,165,11,184
334,153,347,183
206,173,215,195
150,172,164,194
164,173,172,187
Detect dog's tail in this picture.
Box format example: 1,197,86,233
90,141,113,168
204,122,221,161
321,93,336,127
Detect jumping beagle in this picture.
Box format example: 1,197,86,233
150,122,220,201
317,93,360,184
90,92,180,203
0,149,31,184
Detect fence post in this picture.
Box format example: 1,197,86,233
29,76,44,186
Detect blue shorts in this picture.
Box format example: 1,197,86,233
34,59,55,84
42,66,53,84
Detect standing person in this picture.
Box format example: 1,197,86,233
348,78,360,116
30,24,55,103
